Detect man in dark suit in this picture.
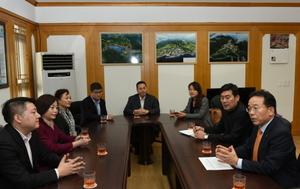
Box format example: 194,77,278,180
123,81,160,155
0,97,86,189
194,83,253,147
81,82,114,127
216,90,300,189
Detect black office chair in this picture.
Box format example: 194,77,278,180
0,124,3,132
68,101,82,126
278,116,292,132
209,95,223,110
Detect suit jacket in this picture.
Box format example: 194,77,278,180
80,96,108,127
182,97,213,127
123,93,160,115
205,101,253,147
0,124,61,189
235,116,300,188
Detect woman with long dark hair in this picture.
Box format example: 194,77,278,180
176,81,213,127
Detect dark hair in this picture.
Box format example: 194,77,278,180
2,97,36,124
219,83,239,96
249,89,277,114
54,89,69,100
136,81,146,89
90,82,102,92
35,94,58,116
188,81,203,108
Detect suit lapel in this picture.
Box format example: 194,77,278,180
88,96,98,114
6,125,35,172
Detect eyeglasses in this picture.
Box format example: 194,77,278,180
93,91,103,95
246,106,267,113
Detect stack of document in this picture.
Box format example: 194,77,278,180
179,129,195,137
199,157,233,170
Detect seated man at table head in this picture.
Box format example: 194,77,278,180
81,82,114,127
0,97,85,189
175,81,213,127
215,90,300,188
123,81,160,155
194,83,253,147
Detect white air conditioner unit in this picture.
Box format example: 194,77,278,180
34,52,77,99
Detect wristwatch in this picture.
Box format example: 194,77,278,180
204,134,209,140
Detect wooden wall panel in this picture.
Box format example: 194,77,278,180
35,22,300,134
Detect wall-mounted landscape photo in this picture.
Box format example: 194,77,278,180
101,33,143,64
156,33,196,64
209,32,249,63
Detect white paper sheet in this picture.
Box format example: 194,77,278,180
199,157,233,171
179,129,195,137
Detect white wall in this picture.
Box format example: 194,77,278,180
159,65,193,113
0,0,35,22
104,65,141,115
35,7,300,23
0,88,10,125
262,34,296,121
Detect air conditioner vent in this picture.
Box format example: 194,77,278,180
42,54,73,70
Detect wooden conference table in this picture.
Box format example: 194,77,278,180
38,114,281,189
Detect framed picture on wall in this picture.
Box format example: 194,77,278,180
209,32,249,63
155,32,197,64
100,33,143,65
0,21,9,89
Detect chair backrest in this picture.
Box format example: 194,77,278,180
278,116,292,131
68,101,82,125
209,95,223,110
0,124,3,132
298,154,300,172
209,108,222,125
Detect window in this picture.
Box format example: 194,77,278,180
11,22,34,98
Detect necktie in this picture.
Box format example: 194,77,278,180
252,128,263,161
95,101,101,115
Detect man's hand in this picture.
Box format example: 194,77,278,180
107,114,114,120
134,108,149,115
193,126,204,133
194,130,206,139
215,145,239,166
57,155,85,177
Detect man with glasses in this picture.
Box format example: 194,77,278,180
81,82,114,127
194,83,253,147
215,90,300,188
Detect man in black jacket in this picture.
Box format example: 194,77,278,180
194,83,253,147
0,97,85,189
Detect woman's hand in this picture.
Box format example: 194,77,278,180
175,112,186,118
